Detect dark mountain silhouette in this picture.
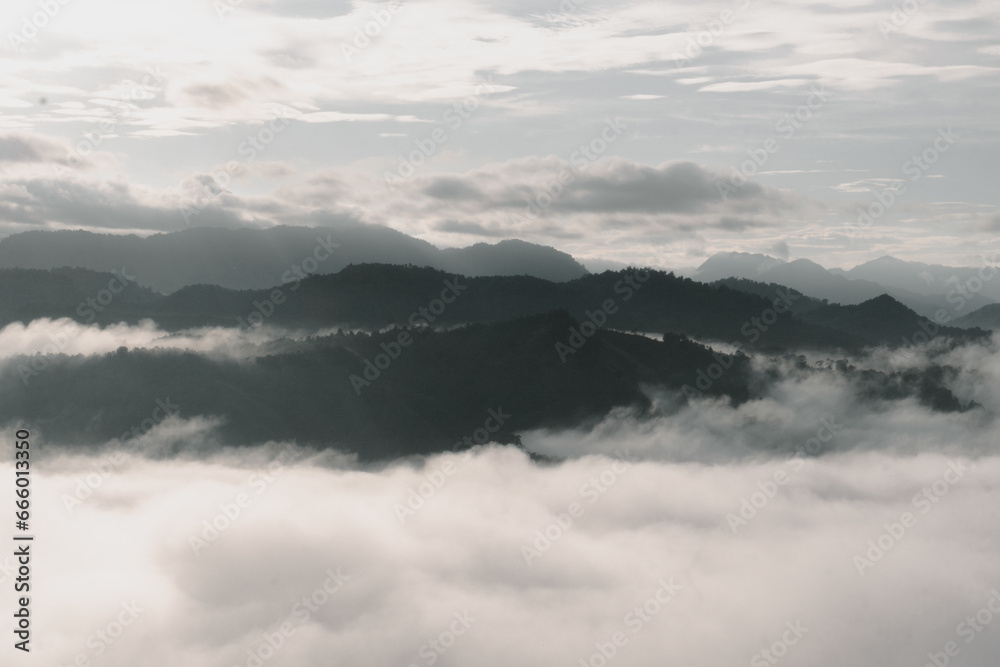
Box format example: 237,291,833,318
0,267,159,324
953,303,1000,330
798,294,985,347
0,225,588,293
710,277,826,315
1,264,988,351
0,310,973,460
157,266,867,352
843,255,1000,302
119,267,992,351
437,239,587,281
0,264,870,351
694,252,995,318
694,252,786,281
0,311,753,459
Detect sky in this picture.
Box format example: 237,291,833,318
0,0,998,270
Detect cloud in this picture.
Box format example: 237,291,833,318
0,169,366,238
526,334,1000,464
0,132,96,168
0,0,995,268
296,112,428,123
0,176,246,234
7,436,1000,667
376,157,792,251
252,0,353,19
0,156,791,250
0,321,998,667
178,79,285,111
414,158,785,215
770,240,790,260
0,319,339,363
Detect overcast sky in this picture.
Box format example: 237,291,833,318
1,0,998,269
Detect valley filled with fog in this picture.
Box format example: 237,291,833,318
2,298,998,666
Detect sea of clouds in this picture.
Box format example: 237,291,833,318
0,327,998,667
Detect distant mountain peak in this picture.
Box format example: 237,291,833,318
0,225,589,292
783,258,827,270
860,293,906,308
694,252,786,279
707,251,783,262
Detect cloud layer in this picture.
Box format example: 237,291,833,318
1,324,997,666
5,440,1000,667
0,0,997,267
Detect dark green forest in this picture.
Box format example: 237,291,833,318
0,308,977,460
0,264,987,352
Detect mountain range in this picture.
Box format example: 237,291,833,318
0,224,588,293
694,252,998,319
5,225,995,327
0,309,974,459
0,227,993,460
0,263,988,351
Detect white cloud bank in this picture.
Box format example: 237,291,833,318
0,318,340,362
0,315,997,667
2,443,999,667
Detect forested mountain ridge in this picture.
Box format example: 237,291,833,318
0,264,988,352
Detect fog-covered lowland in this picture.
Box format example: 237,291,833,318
2,331,999,666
